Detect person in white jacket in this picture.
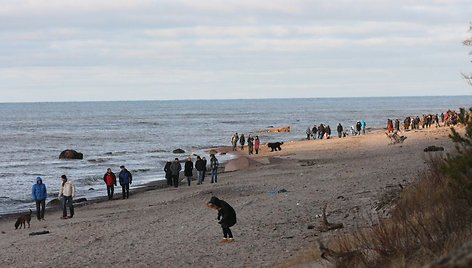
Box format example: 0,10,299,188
59,175,75,219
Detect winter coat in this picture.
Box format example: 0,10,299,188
210,156,219,170
59,180,75,198
239,135,245,145
119,169,133,185
103,172,116,187
164,162,172,179
195,159,205,171
170,161,182,176
32,177,47,201
208,196,237,228
184,160,193,177
254,138,260,150
337,124,343,133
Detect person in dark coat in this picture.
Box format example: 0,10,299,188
170,158,182,187
164,161,173,186
207,196,237,243
184,157,194,186
337,123,343,138
195,156,205,185
119,165,132,199
202,157,207,182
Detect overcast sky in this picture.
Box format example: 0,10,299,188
1,0,471,102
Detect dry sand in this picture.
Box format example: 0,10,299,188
0,127,456,267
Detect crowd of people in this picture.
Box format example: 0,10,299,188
230,132,261,155
389,110,461,133
306,120,367,140
163,153,219,188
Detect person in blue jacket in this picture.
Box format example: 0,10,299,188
119,165,133,199
32,176,47,221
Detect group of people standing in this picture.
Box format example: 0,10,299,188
102,165,133,200
306,120,366,140
163,154,220,187
231,133,261,155
31,174,76,221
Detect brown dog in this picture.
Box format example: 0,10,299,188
15,209,32,229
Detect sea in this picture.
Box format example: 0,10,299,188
1,96,471,215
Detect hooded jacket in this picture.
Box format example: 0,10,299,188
32,177,47,201
208,196,237,228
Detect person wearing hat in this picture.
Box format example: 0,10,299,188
119,165,132,199
31,176,47,221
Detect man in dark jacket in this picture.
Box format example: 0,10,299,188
337,123,343,138
119,165,132,199
207,196,237,243
32,176,47,221
195,156,205,185
170,158,182,187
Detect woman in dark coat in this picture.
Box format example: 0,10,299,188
164,161,172,186
207,196,237,243
184,157,194,186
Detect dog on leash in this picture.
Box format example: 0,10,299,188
15,209,32,229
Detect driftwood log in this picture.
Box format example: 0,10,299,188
318,204,344,232
29,230,50,236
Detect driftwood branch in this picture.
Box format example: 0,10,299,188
318,204,343,232
29,230,50,236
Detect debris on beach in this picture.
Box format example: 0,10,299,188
423,145,444,152
318,204,344,232
257,126,290,133
29,230,50,236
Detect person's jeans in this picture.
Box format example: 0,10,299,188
62,196,74,218
106,185,114,200
197,170,204,184
121,184,130,199
35,200,45,220
211,169,218,183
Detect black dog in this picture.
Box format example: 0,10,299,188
15,209,32,229
267,142,283,152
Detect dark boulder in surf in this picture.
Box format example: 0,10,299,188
59,149,83,160
173,148,185,154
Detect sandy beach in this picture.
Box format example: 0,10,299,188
0,126,457,267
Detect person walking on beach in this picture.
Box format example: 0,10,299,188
59,175,75,219
119,165,132,199
32,176,47,221
306,127,311,140
103,168,117,200
202,157,207,182
387,119,394,133
184,157,194,186
239,134,245,150
254,136,260,154
337,123,343,138
247,135,254,155
195,156,205,185
361,120,366,134
231,133,239,151
207,196,237,243
311,125,318,140
326,125,331,139
356,121,362,135
210,154,219,183
164,161,173,186
170,158,182,187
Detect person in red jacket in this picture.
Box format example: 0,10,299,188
103,168,117,200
